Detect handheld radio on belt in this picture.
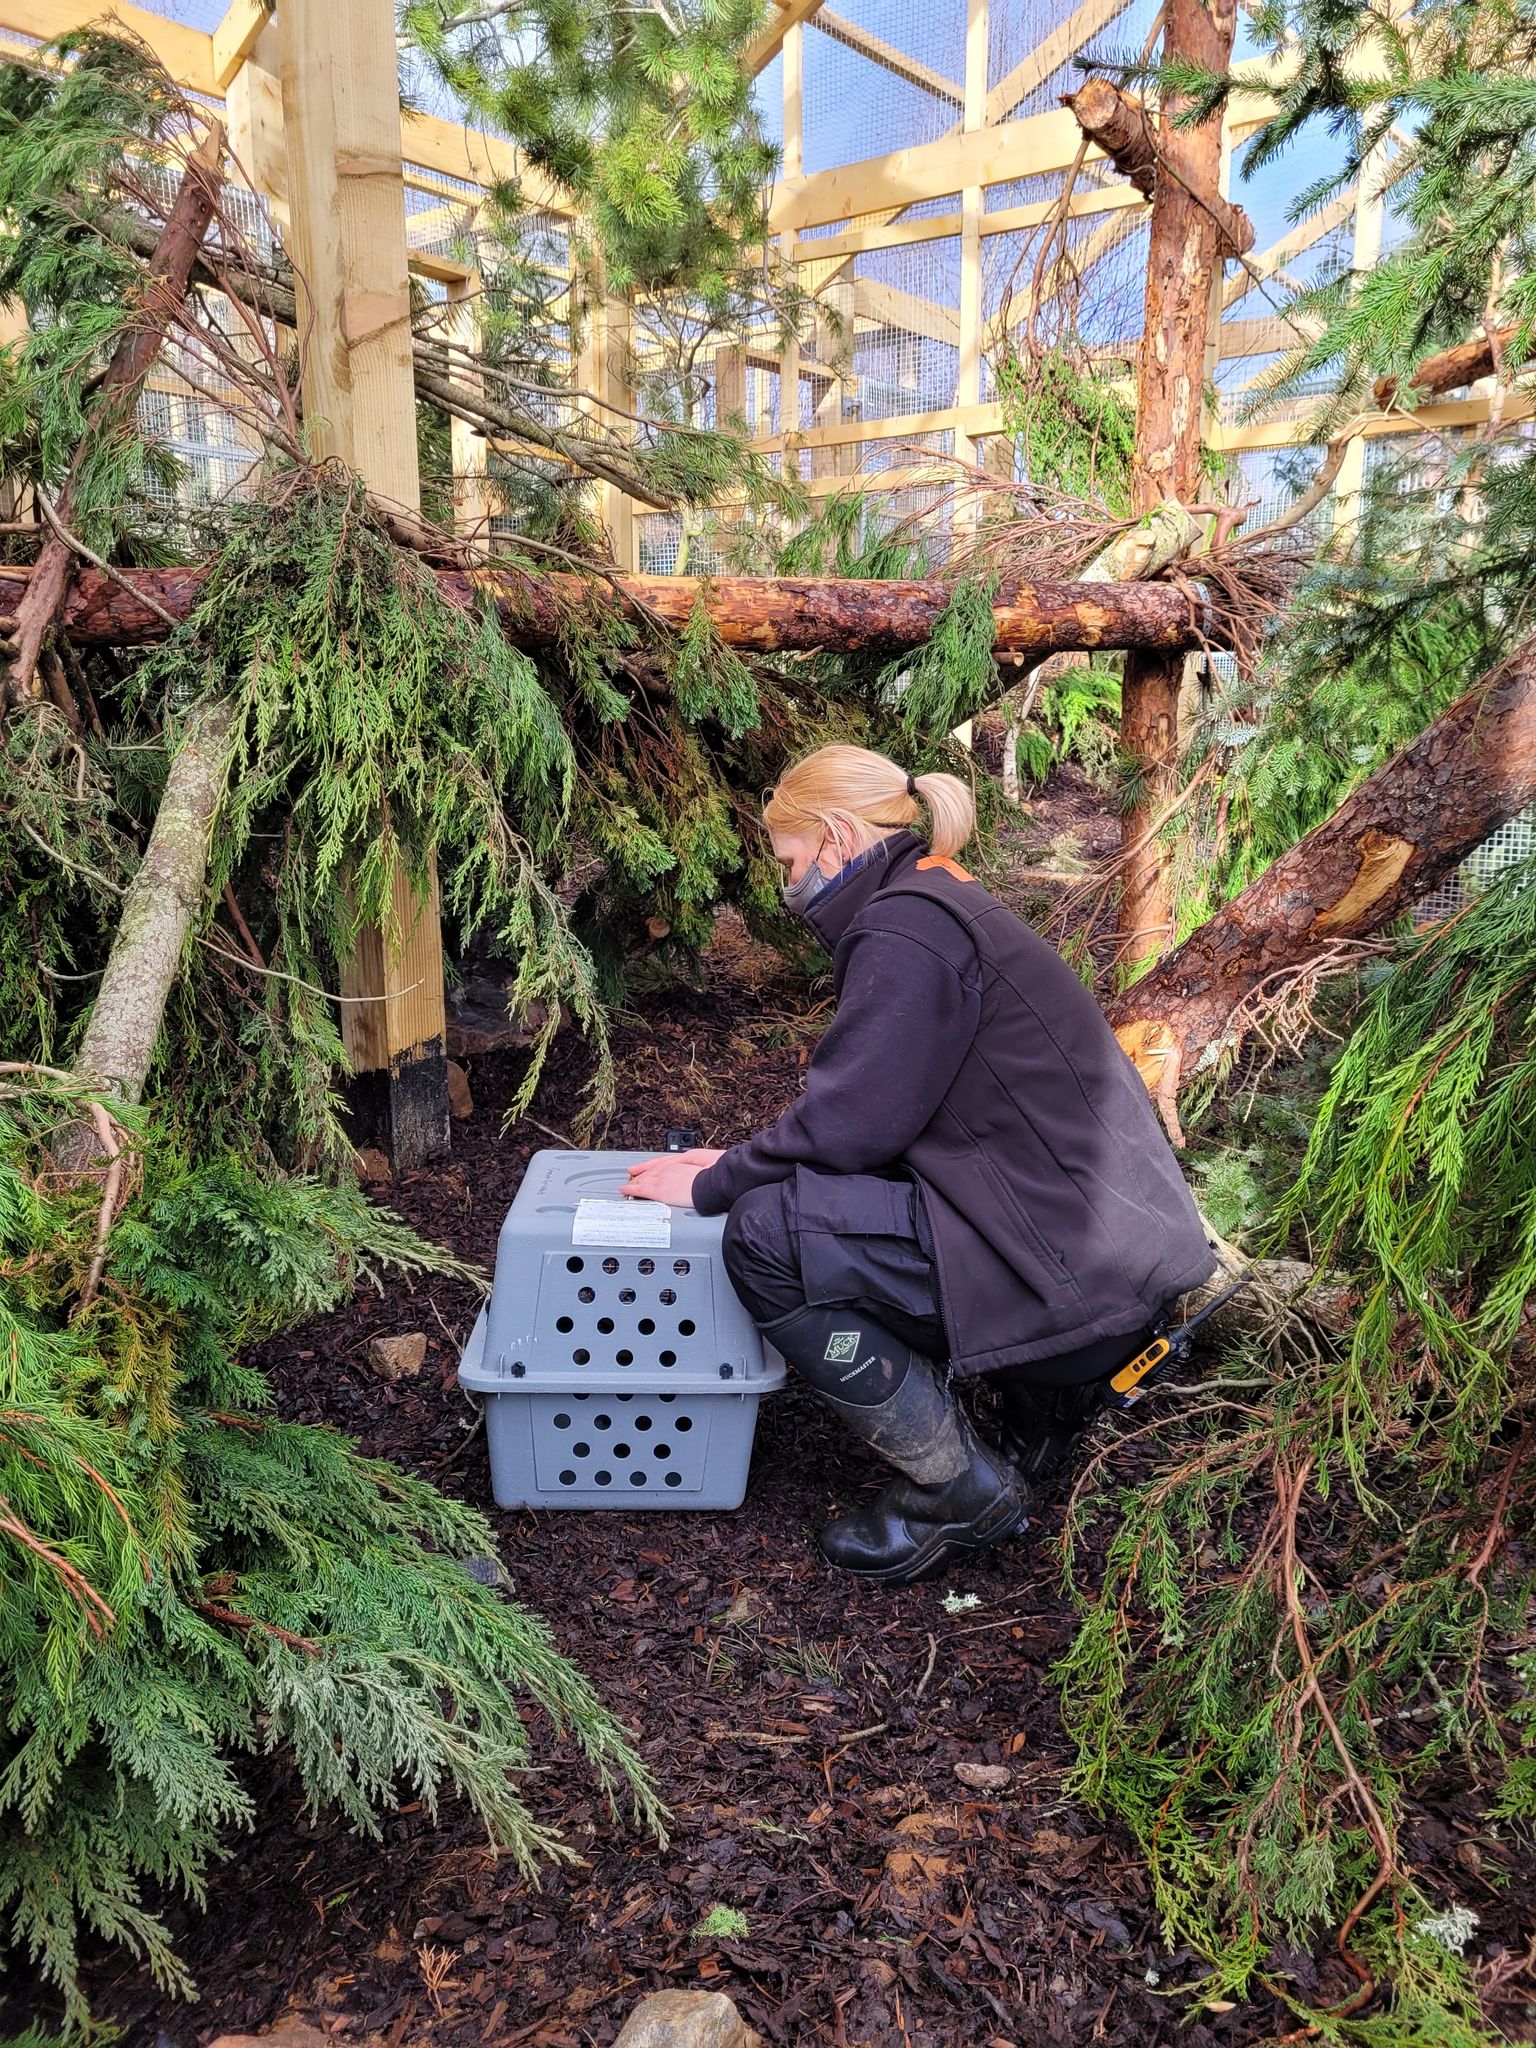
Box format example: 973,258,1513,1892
1107,1269,1257,1410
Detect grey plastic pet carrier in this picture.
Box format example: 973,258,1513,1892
458,1150,785,1509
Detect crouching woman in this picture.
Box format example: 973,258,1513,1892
623,743,1216,1584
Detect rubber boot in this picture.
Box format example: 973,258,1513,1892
764,1305,1029,1585
993,1378,1112,1486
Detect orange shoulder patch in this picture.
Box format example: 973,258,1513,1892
916,855,974,883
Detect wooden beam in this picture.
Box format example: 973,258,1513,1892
750,397,1003,451
768,105,1091,232
211,0,265,89
852,276,959,347
746,0,825,76
279,0,449,1170
0,0,216,90
815,8,964,105
986,0,1137,121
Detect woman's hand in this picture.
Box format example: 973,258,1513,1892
620,1148,724,1207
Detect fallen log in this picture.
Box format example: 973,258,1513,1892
3,124,224,709
0,561,1221,659
1062,77,1254,259
55,694,238,1169
1374,323,1520,409
1109,627,1536,1109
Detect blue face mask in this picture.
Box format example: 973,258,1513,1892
781,861,832,918
780,839,890,920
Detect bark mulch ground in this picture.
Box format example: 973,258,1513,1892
64,804,1536,2048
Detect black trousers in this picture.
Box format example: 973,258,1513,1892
722,1168,1152,1388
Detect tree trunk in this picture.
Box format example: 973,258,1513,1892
1117,0,1238,969
1108,630,1536,1104
69,697,238,1108
3,124,224,709
0,562,1223,660
1063,78,1253,257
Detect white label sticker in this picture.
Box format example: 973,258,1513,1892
571,1197,672,1249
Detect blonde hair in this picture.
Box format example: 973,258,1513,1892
763,743,975,863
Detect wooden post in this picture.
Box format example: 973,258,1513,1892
1117,0,1239,968
576,277,636,571
447,271,491,551
953,0,987,477
1332,147,1388,540
278,0,451,1170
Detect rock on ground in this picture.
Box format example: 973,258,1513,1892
367,1332,427,1381
206,2024,330,2048
613,1989,764,2048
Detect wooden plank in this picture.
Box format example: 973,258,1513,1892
746,0,825,76
986,0,1136,122
749,397,1004,451
211,0,265,89
0,0,217,90
955,0,987,473
768,105,1089,231
815,8,963,105
278,0,449,1167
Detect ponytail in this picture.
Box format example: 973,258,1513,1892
764,743,976,861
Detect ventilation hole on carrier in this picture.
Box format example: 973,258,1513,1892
616,1348,634,1366
638,1257,655,1275
659,1350,677,1367
578,1286,595,1303
653,1442,671,1461
613,1443,631,1459
635,1415,653,1432
573,1392,591,1402
595,1413,612,1430
634,1317,654,1338
602,1257,620,1274
597,1316,615,1334
665,1471,683,1488
616,1392,634,1404
619,1288,636,1304
673,1259,691,1276
553,1412,572,1429
678,1319,695,1336
560,1469,578,1486
630,1470,648,1487
659,1392,677,1404
676,1416,694,1433
572,1348,590,1365
556,1316,574,1333
573,1441,591,1457
659,1287,677,1305
566,1257,584,1273
594,1470,612,1486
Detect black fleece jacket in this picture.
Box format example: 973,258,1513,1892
692,833,1216,1374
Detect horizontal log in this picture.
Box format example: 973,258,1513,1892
1062,78,1254,259
0,563,1219,658
1374,324,1519,409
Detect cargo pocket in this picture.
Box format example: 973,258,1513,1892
792,1167,940,1328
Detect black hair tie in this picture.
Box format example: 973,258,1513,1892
905,773,919,798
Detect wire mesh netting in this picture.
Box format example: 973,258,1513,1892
802,0,967,175
989,0,1163,122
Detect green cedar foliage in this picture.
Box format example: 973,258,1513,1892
1058,872,1536,2043
0,1072,661,2033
